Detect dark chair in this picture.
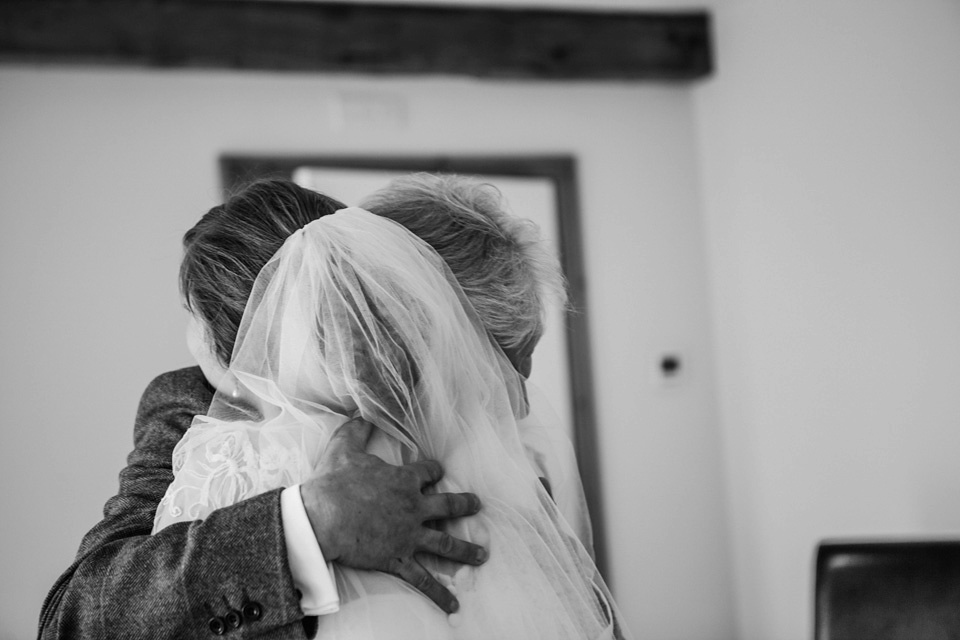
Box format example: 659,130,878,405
815,540,960,640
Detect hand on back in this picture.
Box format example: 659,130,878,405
300,418,487,614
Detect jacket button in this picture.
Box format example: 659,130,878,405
208,616,226,635
225,610,243,630
242,601,263,622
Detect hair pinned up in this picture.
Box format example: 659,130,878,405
180,179,346,366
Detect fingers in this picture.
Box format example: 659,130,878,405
419,528,487,566
421,492,482,521
395,558,459,614
407,459,444,488
327,417,375,454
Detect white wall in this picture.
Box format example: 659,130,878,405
15,3,955,638
0,67,732,639
695,1,960,638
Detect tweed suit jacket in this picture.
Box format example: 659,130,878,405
38,366,317,640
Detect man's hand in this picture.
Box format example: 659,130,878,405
300,418,487,614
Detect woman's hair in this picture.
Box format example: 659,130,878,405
360,173,566,362
180,179,346,366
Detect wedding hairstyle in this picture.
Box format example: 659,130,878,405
360,173,566,365
180,179,346,366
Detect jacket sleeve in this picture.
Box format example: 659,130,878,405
38,367,311,640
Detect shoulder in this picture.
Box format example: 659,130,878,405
134,366,215,442
141,366,215,406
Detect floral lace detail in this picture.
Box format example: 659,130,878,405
199,431,259,505
258,443,292,488
154,422,309,531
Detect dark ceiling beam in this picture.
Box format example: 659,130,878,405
0,0,712,80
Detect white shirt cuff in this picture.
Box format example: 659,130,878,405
281,485,340,616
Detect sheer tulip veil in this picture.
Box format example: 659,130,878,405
154,208,628,639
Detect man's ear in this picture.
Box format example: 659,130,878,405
502,345,533,378
538,476,553,500
518,355,533,379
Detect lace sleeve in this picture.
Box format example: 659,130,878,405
153,417,318,533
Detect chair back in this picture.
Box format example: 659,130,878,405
815,540,960,640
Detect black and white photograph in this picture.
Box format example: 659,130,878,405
2,1,959,639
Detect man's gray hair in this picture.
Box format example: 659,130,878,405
361,173,566,360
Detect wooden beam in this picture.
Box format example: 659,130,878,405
0,0,712,80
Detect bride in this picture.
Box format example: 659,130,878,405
153,176,628,639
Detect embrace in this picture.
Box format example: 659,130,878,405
39,175,628,639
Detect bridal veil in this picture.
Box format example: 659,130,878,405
154,207,627,639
